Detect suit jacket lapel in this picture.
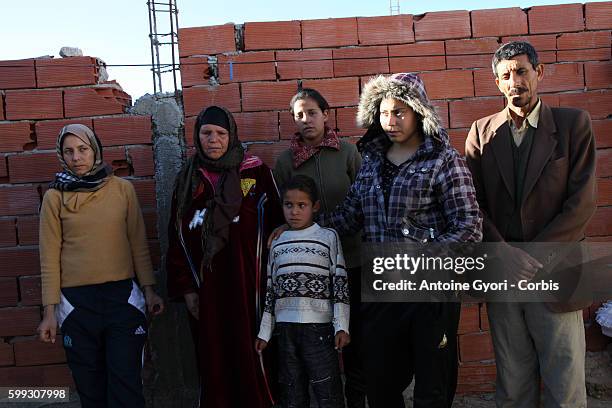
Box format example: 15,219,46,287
522,103,557,204
489,112,515,201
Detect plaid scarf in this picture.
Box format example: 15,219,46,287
291,127,340,168
49,164,113,192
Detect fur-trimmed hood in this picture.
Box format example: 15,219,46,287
357,73,449,147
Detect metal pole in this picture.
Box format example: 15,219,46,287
146,1,158,94
169,0,179,93
151,0,163,93
147,0,180,95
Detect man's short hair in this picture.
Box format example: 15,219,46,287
492,41,540,78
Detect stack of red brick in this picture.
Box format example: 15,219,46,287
0,56,157,386
178,1,611,394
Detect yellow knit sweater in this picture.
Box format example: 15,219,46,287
39,176,156,306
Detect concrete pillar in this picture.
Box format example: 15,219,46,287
132,93,199,407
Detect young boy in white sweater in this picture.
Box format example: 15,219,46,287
255,175,350,408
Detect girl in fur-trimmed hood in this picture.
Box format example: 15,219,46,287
356,73,453,169
357,72,449,147
333,72,481,243
317,73,482,407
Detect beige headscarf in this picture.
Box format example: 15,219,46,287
49,124,112,192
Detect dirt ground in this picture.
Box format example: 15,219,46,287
3,347,610,408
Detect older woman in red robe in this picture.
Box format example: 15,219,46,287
166,106,283,407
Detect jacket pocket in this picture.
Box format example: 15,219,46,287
400,216,436,242
547,156,568,168
539,156,569,197
398,165,436,211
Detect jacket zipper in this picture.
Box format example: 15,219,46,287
315,153,329,212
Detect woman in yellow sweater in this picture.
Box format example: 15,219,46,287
37,124,164,408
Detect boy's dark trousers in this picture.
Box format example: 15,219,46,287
58,279,147,408
275,322,344,408
360,302,461,408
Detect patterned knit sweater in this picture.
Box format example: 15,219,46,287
257,223,350,342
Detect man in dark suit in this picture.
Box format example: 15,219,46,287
465,41,597,407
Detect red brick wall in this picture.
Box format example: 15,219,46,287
178,1,611,394
0,56,157,386
0,0,609,394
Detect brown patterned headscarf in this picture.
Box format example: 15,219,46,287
174,106,245,268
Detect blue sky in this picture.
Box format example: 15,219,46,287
1,0,603,99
